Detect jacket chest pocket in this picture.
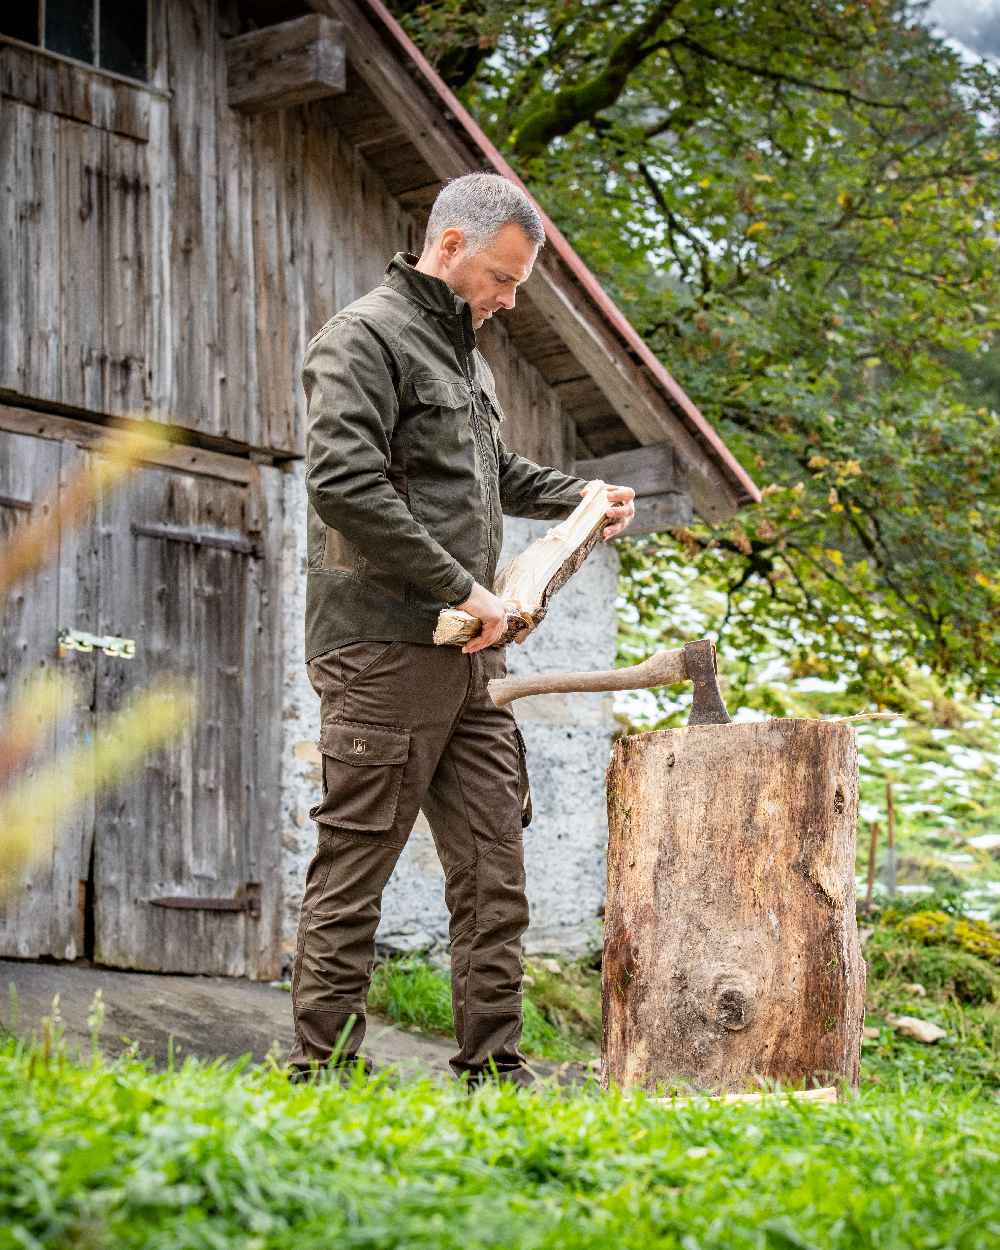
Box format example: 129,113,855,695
477,380,505,451
310,719,411,833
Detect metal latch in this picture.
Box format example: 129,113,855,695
58,628,136,659
149,883,261,920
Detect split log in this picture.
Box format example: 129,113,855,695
603,719,865,1094
433,480,610,647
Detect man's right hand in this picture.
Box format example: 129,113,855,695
455,582,507,654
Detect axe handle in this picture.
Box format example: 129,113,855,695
488,648,689,708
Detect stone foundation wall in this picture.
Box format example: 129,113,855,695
279,464,618,969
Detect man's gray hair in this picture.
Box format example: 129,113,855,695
425,172,546,254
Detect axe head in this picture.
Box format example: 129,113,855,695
683,640,732,726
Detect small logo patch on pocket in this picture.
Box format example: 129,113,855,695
353,737,368,754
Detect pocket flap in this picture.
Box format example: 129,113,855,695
318,720,410,766
412,376,471,409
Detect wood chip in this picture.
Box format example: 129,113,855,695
886,1014,947,1044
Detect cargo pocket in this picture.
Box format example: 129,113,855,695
513,725,532,829
309,719,410,833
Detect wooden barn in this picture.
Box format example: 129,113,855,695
0,0,757,979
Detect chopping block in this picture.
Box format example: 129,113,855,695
603,718,865,1094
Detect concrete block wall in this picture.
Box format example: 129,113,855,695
279,464,619,968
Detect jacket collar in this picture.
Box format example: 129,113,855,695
384,252,477,350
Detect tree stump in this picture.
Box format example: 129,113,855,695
603,719,865,1093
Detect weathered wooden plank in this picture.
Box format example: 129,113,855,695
514,343,587,386
554,378,617,427
249,111,297,453
243,462,285,978
53,438,98,960
0,404,262,485
225,15,346,114
575,419,641,459
104,132,151,414
165,0,220,433
0,429,79,960
0,42,151,141
396,179,443,210
216,61,258,444
282,106,310,453
58,115,104,410
0,102,24,394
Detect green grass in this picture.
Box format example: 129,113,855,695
368,955,592,1063
1,1037,998,1250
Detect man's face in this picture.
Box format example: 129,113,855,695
438,223,538,329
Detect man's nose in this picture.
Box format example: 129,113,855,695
497,288,516,311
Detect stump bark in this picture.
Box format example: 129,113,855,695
603,719,865,1093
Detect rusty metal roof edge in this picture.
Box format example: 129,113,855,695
357,0,761,507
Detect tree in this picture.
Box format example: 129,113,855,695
395,0,1000,699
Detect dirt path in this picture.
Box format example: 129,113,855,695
0,958,455,1078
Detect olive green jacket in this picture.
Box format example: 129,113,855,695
303,252,588,661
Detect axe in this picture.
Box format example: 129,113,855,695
487,638,732,726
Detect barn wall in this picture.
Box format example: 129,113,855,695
0,0,578,471
1,0,614,973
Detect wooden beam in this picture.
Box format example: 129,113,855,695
575,443,693,534
630,493,693,534
575,442,682,497
315,0,743,524
225,15,346,114
0,402,261,486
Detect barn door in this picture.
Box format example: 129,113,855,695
91,460,282,978
0,430,96,960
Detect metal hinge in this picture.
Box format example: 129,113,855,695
149,882,261,920
58,628,136,659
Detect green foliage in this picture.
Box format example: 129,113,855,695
368,955,585,1061
2,1036,999,1250
883,909,1000,966
395,0,1000,697
866,929,1000,1006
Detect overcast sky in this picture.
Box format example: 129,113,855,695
927,0,1000,57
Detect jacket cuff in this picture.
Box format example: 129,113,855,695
436,566,475,607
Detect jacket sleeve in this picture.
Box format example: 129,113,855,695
303,316,475,605
497,434,589,521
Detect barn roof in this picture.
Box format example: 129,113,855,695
306,0,760,520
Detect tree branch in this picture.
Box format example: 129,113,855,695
675,36,905,110
509,0,683,157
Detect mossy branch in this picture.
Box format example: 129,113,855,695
509,0,682,158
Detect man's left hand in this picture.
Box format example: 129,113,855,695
583,483,636,541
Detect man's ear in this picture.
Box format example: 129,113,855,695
438,227,466,265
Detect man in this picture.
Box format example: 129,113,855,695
287,172,635,1086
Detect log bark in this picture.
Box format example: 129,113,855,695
433,480,610,646
603,719,865,1093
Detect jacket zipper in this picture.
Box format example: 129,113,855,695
459,350,497,587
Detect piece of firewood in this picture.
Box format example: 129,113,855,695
433,480,610,647
603,719,865,1094
656,1086,838,1107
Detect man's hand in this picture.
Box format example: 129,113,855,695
585,483,636,541
455,582,508,654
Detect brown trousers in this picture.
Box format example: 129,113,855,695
287,639,532,1079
